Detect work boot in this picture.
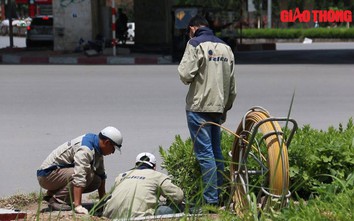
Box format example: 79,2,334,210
43,190,54,202
48,197,72,211
42,195,51,202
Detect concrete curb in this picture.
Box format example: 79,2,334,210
236,43,276,51
0,54,173,65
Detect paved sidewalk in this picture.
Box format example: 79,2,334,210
0,47,174,65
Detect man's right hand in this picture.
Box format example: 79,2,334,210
75,205,89,214
73,185,84,210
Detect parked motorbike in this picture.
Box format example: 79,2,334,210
75,34,105,55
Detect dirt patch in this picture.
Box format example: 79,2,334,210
0,194,107,220
1,194,220,220
3,202,220,221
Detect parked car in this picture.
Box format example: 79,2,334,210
26,16,53,48
127,22,135,41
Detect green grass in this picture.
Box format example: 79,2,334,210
3,188,352,220
266,188,354,221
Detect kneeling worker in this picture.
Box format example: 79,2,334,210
37,126,123,214
103,152,184,219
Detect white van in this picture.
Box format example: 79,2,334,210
127,22,135,41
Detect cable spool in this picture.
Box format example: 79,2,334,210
230,107,296,215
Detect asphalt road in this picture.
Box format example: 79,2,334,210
0,64,353,198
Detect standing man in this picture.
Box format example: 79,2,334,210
37,126,123,214
178,15,236,206
103,152,184,219
116,8,128,44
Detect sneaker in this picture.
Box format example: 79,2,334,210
48,198,72,211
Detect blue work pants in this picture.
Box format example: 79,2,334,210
186,111,224,204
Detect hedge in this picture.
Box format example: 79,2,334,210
240,28,354,39
159,118,354,203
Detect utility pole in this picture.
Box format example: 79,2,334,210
112,0,116,56
267,0,271,28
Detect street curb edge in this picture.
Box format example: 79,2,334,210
0,55,173,65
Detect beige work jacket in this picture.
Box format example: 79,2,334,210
178,27,236,114
103,168,183,219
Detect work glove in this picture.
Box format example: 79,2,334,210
75,205,89,214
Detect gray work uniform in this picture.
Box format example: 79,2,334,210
103,168,184,219
37,134,105,203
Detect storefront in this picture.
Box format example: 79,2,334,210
28,0,52,17
11,0,52,17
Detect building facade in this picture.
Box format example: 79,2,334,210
52,0,173,51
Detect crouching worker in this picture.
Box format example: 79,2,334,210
36,126,123,214
103,152,184,219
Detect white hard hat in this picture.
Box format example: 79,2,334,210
136,152,156,167
100,126,123,150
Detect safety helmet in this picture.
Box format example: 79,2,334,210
136,152,156,167
100,126,123,150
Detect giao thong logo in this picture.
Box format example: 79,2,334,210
280,8,353,23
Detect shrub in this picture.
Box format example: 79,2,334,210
160,118,354,203
302,28,354,38
240,28,354,39
241,28,302,38
159,131,234,204
288,118,354,198
159,135,203,202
